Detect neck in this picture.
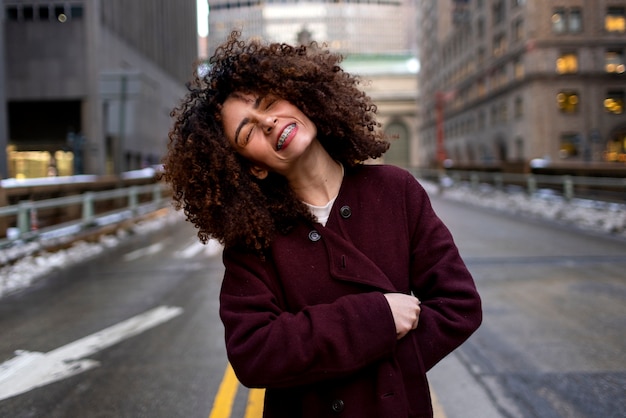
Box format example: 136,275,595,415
286,143,343,206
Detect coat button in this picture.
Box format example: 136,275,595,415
308,230,321,242
339,205,352,219
331,399,344,413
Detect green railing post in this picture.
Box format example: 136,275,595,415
527,175,536,195
152,184,162,206
82,192,95,226
470,172,479,190
129,186,139,215
563,176,574,201
494,174,503,191
17,201,31,236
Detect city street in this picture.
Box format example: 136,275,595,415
1,194,625,417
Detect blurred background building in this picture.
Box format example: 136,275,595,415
206,0,420,168
0,0,197,179
207,0,416,55
4,1,623,179
416,0,626,171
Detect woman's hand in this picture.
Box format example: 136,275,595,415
383,293,421,339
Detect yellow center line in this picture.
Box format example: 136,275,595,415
209,363,239,418
244,388,265,418
209,363,446,418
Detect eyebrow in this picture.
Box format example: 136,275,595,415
234,96,263,145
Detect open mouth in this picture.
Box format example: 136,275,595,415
277,124,296,150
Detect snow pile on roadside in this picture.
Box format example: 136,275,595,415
427,180,626,238
0,209,183,299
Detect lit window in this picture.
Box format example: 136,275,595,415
493,33,506,57
478,79,486,97
556,53,578,74
552,9,566,33
514,58,524,79
559,133,579,159
606,7,626,32
557,91,579,113
606,50,625,73
604,91,624,114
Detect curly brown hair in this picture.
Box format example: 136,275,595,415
163,31,389,252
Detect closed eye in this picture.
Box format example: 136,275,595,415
242,125,254,145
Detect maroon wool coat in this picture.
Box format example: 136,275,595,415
219,164,482,418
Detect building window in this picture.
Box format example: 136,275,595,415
552,8,567,33
477,18,485,39
553,8,582,33
384,122,410,167
514,96,524,118
604,91,624,114
559,133,580,159
478,47,486,66
557,91,579,113
493,33,506,57
512,18,523,42
606,49,625,73
6,5,18,20
569,8,582,32
70,5,84,19
23,5,34,20
606,7,626,32
514,58,524,79
39,5,50,20
478,79,486,97
556,52,578,74
493,0,505,25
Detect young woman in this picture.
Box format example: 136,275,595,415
163,31,481,418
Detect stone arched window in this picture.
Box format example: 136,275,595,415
384,121,411,167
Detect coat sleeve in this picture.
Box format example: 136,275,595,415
404,174,482,371
219,248,398,389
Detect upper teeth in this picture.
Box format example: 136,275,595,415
277,124,295,150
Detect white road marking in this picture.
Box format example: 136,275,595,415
175,239,223,259
176,240,206,259
123,242,165,261
0,305,183,401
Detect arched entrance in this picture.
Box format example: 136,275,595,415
384,121,411,167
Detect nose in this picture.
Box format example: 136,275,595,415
258,115,277,134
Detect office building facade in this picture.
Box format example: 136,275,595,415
207,0,415,56
2,0,198,178
416,0,626,170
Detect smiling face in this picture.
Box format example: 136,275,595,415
221,92,318,177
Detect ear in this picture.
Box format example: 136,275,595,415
250,166,269,180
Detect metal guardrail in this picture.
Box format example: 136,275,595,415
410,168,626,202
0,183,169,247
1,168,624,249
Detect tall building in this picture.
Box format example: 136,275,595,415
207,0,416,56
416,0,626,171
2,0,198,178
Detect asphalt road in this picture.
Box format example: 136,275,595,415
0,195,625,418
428,195,626,418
